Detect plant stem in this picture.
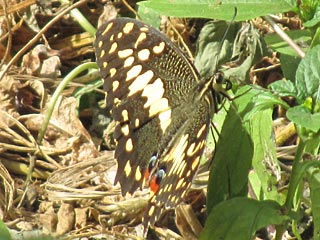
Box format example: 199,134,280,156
275,139,306,240
285,140,306,210
37,62,98,144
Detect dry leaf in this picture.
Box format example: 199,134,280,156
175,204,202,240
39,205,57,234
21,44,60,78
75,207,88,229
56,202,75,235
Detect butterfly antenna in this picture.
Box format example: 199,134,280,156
213,7,238,72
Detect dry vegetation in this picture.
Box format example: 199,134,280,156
0,1,152,239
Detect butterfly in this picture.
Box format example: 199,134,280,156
94,17,229,228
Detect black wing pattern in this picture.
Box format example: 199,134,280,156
94,18,216,227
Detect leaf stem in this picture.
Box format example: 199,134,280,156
275,139,306,239
285,140,306,209
37,62,98,144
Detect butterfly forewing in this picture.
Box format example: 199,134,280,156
94,18,216,226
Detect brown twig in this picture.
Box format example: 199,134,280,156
121,0,138,18
263,15,305,58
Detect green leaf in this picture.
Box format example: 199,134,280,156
200,198,289,240
10,230,54,240
223,23,269,83
194,20,268,83
194,21,242,77
303,6,320,28
264,30,310,56
240,87,290,121
304,134,320,155
206,101,229,154
138,0,294,21
137,4,161,28
269,79,297,98
253,90,290,109
248,109,286,204
297,0,319,22
287,106,320,132
310,26,320,47
0,220,11,240
295,45,320,104
206,94,253,214
279,54,302,82
248,170,262,200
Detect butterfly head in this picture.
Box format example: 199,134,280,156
210,72,232,105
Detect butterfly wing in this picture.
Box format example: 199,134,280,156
144,91,214,226
94,18,216,226
94,18,202,195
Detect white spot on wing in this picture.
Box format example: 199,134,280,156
158,109,172,133
122,109,129,121
124,161,131,177
126,65,142,81
128,70,154,96
126,138,133,152
112,80,119,91
135,32,147,48
138,49,150,61
142,78,164,108
121,124,130,136
124,56,134,67
118,49,133,58
102,22,113,35
123,22,134,34
149,98,169,117
109,42,117,54
197,124,207,138
153,42,165,54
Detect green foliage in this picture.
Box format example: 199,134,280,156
295,45,320,106
295,0,319,22
137,4,161,27
194,21,242,77
194,21,269,83
271,45,320,141
0,220,11,240
264,30,311,57
200,198,289,240
287,106,320,132
139,0,294,21
206,96,253,214
293,0,320,46
0,216,53,240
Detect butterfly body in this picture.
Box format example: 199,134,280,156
94,18,222,226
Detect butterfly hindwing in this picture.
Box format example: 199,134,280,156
144,93,214,225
